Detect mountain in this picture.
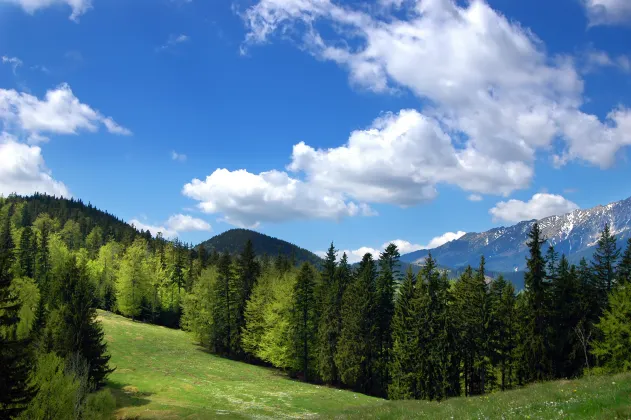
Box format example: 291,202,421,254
198,229,322,265
401,195,631,276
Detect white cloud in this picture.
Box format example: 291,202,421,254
489,193,580,223
157,34,190,52
166,214,211,232
171,151,187,162
2,56,23,74
0,132,70,197
0,0,93,21
317,231,467,263
130,213,211,238
583,48,631,73
583,0,631,26
468,194,483,202
183,168,374,228
243,0,631,174
0,83,131,142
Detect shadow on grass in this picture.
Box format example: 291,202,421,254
107,380,153,415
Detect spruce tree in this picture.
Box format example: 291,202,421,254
0,211,37,417
234,240,260,357
374,243,400,396
291,263,317,381
616,237,631,286
488,275,517,390
316,243,339,384
388,266,419,399
213,253,236,355
591,283,631,372
521,222,552,382
335,253,377,394
591,223,620,301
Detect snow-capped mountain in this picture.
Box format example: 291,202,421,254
401,196,631,273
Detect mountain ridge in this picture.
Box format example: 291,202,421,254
401,195,631,273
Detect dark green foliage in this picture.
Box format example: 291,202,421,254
591,223,620,299
49,257,114,389
233,240,260,357
488,276,517,390
212,254,237,355
519,223,552,382
616,237,631,286
290,263,318,381
0,209,37,417
336,253,378,394
198,228,322,266
316,243,340,384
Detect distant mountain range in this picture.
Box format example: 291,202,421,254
197,228,322,266
400,195,631,278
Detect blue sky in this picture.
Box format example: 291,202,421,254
1,0,631,261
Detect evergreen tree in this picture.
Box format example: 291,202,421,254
335,253,377,394
316,243,339,383
388,266,419,399
213,253,236,355
616,237,631,286
591,223,620,302
17,224,36,279
85,226,104,260
520,222,552,382
51,257,114,388
488,276,517,390
592,282,631,372
234,240,260,356
0,210,37,417
116,239,150,320
374,243,400,396
291,263,318,381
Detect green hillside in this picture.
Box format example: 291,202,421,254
101,310,631,419
198,228,322,265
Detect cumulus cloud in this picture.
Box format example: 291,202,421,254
583,48,631,73
582,0,631,26
171,151,187,162
0,83,131,142
183,168,374,228
243,0,631,171
489,193,580,223
130,213,211,238
0,0,93,21
0,132,70,197
317,231,467,263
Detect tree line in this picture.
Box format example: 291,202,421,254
2,193,631,418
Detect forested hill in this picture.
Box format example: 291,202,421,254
0,193,150,244
198,228,322,265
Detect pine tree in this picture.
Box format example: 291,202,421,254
335,253,377,394
592,283,631,372
52,257,114,388
316,243,339,384
388,266,419,399
591,223,620,301
213,253,236,355
374,243,400,396
488,276,517,390
616,237,631,286
520,222,552,382
17,224,36,279
234,240,260,357
0,210,37,417
291,263,317,381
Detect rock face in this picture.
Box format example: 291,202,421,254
401,196,631,273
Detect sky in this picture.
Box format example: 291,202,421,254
1,0,631,262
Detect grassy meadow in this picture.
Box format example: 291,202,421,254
100,310,631,419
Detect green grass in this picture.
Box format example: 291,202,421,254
100,310,631,419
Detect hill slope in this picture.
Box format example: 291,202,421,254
100,310,631,419
198,228,322,265
402,195,631,273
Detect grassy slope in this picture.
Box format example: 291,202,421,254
101,310,631,419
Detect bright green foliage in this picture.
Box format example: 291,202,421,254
116,238,151,319
520,223,552,382
592,284,631,372
181,267,217,348
10,277,40,340
336,253,378,394
87,241,121,311
60,219,83,251
85,226,104,259
290,263,318,381
388,266,420,400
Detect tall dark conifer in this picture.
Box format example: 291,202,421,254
616,237,631,286
291,263,317,381
591,223,620,302
234,240,260,356
316,243,339,383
